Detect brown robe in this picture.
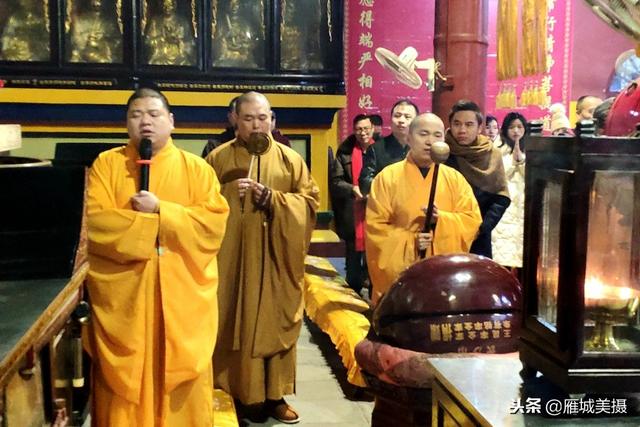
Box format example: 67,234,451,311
206,136,319,404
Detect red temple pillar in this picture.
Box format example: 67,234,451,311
432,0,489,125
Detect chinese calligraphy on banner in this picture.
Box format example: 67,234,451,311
342,0,435,139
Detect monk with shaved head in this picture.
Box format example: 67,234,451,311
206,91,319,423
365,112,482,304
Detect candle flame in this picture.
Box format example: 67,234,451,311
585,276,636,300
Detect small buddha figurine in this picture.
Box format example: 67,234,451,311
67,0,122,63
0,0,50,61
281,0,324,70
144,0,196,66
212,0,261,68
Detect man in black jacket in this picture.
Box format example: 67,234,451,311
330,114,376,294
444,100,510,258
358,99,418,195
201,96,239,157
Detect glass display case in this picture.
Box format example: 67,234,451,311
65,0,123,63
211,0,264,68
519,123,640,394
583,171,639,353
280,0,329,71
0,0,50,62
536,181,562,328
0,0,344,93
142,0,197,66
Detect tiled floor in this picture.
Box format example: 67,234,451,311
241,317,374,426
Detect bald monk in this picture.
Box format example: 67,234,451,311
576,95,603,121
85,88,229,426
206,91,319,423
366,113,482,304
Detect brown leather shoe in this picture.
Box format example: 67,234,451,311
266,398,300,424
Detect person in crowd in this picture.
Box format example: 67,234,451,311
593,96,615,135
330,114,375,296
491,112,527,273
85,87,229,425
549,103,574,136
576,95,603,122
445,100,510,259
359,99,419,195
270,110,291,146
206,91,319,424
202,96,239,157
485,114,501,146
369,113,383,138
366,113,481,304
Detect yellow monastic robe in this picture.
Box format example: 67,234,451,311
206,136,319,405
366,156,482,304
85,139,229,426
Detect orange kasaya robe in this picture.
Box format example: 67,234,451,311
206,136,319,405
366,156,482,304
85,139,229,426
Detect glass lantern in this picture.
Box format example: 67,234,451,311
583,172,639,353
519,123,640,394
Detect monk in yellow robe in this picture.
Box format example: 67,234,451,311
85,88,229,426
206,92,319,423
366,113,482,304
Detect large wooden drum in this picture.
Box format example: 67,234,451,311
373,254,522,354
358,254,522,427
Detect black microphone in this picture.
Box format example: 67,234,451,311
138,138,152,191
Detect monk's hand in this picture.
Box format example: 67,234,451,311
421,205,439,224
416,232,433,251
131,191,159,213
238,178,253,199
251,181,272,211
352,185,364,200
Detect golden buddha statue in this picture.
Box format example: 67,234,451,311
281,0,324,70
67,0,122,63
0,0,50,61
212,0,262,68
144,0,196,66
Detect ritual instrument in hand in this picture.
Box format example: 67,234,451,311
419,140,450,259
246,132,270,179
242,132,270,212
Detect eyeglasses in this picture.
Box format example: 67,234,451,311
355,127,372,134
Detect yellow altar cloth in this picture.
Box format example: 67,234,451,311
213,389,238,427
304,255,370,387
